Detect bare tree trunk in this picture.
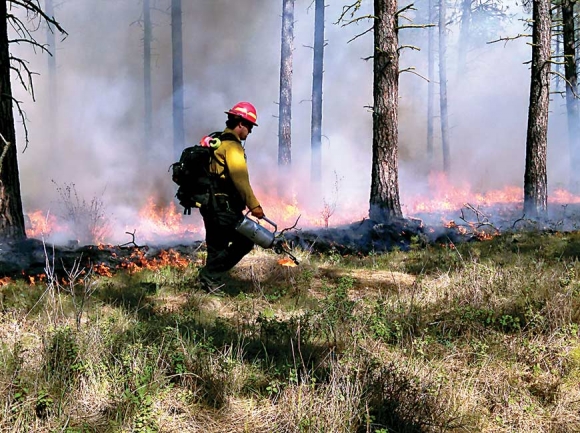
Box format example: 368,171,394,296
562,0,580,193
45,0,57,149
439,0,450,173
427,0,435,166
523,0,551,218
369,0,402,222
554,19,562,93
0,0,26,242
171,0,184,161
310,0,324,184
278,0,294,167
456,0,471,78
143,0,152,151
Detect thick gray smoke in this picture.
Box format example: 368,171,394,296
8,0,571,244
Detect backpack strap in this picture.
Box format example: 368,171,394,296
201,131,242,214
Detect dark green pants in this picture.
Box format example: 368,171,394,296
200,208,254,275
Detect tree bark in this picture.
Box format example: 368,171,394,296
427,0,435,166
310,0,324,183
171,0,185,161
439,0,450,173
0,0,26,242
45,0,57,149
562,0,580,193
369,0,402,222
523,0,551,218
143,0,152,151
278,0,294,167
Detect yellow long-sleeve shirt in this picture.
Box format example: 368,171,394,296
209,128,261,210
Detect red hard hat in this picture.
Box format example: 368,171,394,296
225,101,258,126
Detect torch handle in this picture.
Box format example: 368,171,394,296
244,211,277,234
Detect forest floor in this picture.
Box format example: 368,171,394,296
1,229,580,432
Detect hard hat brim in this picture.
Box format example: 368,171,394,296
225,110,258,127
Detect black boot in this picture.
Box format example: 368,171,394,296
198,269,225,296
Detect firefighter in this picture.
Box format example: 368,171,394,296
198,101,265,295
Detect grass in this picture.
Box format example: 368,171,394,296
1,230,580,432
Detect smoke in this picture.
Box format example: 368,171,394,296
8,0,571,244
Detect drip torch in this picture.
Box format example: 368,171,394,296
235,212,299,265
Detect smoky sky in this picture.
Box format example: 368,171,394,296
8,0,572,242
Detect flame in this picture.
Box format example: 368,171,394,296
23,172,580,246
93,263,114,277
26,210,61,239
405,172,524,214
130,198,202,242
119,249,190,274
278,257,298,267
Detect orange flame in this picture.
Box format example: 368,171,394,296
278,258,298,267
23,172,580,246
119,249,189,274
26,211,60,239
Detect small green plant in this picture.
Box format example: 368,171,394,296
316,276,356,346
34,390,53,419
45,326,85,383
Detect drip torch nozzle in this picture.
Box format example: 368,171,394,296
273,241,299,265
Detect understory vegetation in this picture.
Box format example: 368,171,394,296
1,231,580,432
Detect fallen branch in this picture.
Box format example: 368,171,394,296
118,230,145,249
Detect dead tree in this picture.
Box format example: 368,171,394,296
439,0,450,173
143,0,152,151
45,0,57,149
278,0,294,167
171,0,184,161
456,1,510,79
310,0,325,184
562,0,580,193
0,1,65,242
427,0,435,166
523,0,551,218
457,0,471,77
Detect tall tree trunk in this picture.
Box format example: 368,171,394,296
562,0,580,193
45,0,57,149
456,0,471,78
143,0,152,151
278,0,294,167
523,0,551,218
427,0,435,167
439,0,450,173
369,0,402,222
0,0,26,242
310,0,324,183
171,0,184,161
554,20,562,93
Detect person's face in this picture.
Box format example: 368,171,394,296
239,120,253,140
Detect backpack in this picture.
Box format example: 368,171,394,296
171,131,238,215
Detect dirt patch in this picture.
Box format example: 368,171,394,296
306,267,416,302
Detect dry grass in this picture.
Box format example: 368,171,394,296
1,232,580,431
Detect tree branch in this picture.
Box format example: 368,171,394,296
487,33,531,45
347,26,373,44
399,67,429,82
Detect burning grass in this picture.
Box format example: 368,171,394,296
1,232,580,432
